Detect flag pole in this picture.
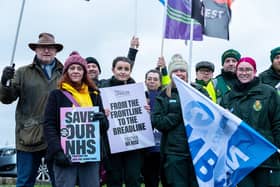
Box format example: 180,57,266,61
188,18,194,83
10,0,26,66
160,0,168,56
134,0,138,37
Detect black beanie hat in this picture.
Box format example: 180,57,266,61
85,57,101,73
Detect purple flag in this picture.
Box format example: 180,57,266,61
164,0,203,41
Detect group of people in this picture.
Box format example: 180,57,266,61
0,32,280,187
185,48,280,187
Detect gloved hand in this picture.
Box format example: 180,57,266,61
53,151,71,167
1,64,15,86
93,112,106,121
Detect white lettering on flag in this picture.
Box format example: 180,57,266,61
228,145,249,170
173,75,277,187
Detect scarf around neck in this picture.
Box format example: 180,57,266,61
62,82,93,107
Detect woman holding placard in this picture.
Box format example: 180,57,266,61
99,56,143,187
43,51,109,187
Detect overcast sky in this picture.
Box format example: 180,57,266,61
0,0,279,146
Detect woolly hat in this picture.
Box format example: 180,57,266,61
63,51,88,74
221,49,241,65
85,57,101,73
168,54,188,75
237,57,257,72
28,32,63,52
270,47,280,62
195,61,215,72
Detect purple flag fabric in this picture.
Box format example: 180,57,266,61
164,0,203,41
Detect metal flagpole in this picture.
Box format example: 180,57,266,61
188,18,194,83
160,0,168,56
134,0,138,37
10,0,26,66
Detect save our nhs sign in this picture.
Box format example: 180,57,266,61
173,75,278,187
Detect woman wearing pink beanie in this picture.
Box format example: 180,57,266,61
43,51,109,187
221,57,280,187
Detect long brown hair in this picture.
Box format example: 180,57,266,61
58,71,97,91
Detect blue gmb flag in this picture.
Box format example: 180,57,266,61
159,0,165,5
173,75,278,187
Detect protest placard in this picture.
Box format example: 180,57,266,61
100,83,155,153
60,106,100,162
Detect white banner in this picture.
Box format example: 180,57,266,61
100,83,155,153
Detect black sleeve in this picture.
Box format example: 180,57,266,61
92,93,109,134
127,48,138,70
43,90,63,159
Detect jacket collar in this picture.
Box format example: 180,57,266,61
29,56,63,72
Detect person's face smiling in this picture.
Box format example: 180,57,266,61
67,64,84,84
236,62,256,83
35,46,57,64
112,61,131,81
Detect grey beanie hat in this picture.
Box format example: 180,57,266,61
168,54,188,75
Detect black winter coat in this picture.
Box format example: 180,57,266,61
259,66,280,88
43,89,109,161
220,78,280,169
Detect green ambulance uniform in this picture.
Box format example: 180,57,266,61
260,66,280,88
213,70,237,104
259,46,280,186
220,78,280,187
214,49,241,104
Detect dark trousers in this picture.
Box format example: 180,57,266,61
105,150,142,187
16,150,56,187
53,162,99,187
142,151,161,187
163,155,198,187
238,167,270,187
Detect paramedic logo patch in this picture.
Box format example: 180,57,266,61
253,100,262,111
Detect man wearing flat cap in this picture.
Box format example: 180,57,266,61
195,61,217,103
0,32,63,187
